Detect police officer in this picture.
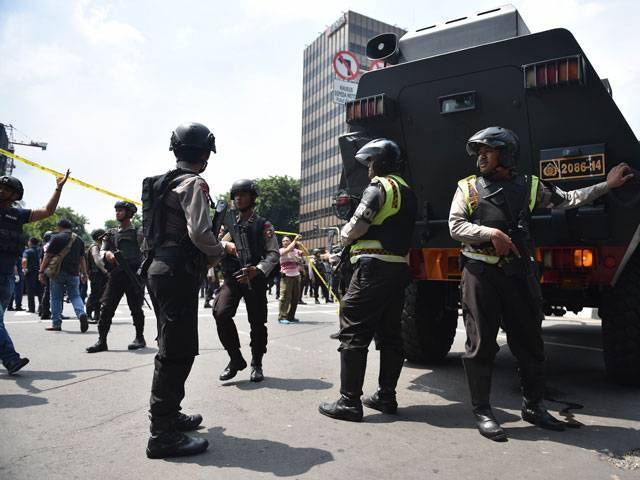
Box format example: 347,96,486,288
86,201,145,352
449,126,634,441
39,230,53,320
85,229,108,323
213,179,280,383
142,122,228,459
0,171,70,374
319,139,417,422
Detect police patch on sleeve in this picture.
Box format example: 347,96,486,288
264,221,274,238
197,178,210,196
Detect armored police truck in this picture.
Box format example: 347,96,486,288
334,5,640,386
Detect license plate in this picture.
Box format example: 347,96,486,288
540,154,606,181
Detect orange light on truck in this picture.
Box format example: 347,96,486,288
573,248,594,268
346,94,391,124
523,55,584,89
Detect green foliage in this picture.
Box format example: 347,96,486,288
104,219,118,229
254,176,300,234
23,206,91,243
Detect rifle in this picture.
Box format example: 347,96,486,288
113,250,152,309
223,209,253,290
485,177,544,311
211,199,227,239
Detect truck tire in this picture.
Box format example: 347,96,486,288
600,248,640,386
401,281,459,363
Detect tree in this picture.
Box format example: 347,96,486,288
254,176,300,235
23,206,91,243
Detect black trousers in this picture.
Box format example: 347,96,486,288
86,271,107,319
312,276,329,302
148,259,200,426
24,271,42,313
338,258,410,352
461,260,546,399
40,277,51,317
98,268,144,337
213,276,268,358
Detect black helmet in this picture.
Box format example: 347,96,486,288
114,200,137,217
466,126,519,168
91,228,106,241
170,122,216,154
355,138,403,174
230,179,259,197
0,175,24,200
43,230,53,242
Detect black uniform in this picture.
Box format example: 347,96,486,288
143,122,220,459
213,212,279,370
85,243,107,321
97,227,145,343
449,170,610,437
319,173,417,422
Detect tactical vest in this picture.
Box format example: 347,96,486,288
86,244,103,274
350,175,417,264
108,227,142,266
0,207,27,256
86,245,97,273
458,174,539,264
221,215,267,277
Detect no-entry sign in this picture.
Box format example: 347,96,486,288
332,50,360,81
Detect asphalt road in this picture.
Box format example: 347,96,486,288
1,293,639,479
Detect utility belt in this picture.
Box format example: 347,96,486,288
460,250,529,275
349,240,407,265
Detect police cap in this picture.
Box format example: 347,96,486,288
0,175,24,200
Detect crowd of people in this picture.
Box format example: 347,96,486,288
3,121,633,460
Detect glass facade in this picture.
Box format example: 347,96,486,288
299,11,405,248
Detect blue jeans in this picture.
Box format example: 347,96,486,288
0,273,20,367
51,271,86,326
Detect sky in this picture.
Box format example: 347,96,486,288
1,0,638,230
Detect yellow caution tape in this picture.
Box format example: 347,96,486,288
274,230,341,304
0,147,142,206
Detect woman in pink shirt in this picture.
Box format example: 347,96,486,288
278,236,302,324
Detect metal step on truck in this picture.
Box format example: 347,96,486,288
333,4,640,386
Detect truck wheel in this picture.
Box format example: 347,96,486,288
401,281,459,363
600,248,640,386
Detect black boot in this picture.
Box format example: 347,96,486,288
128,336,147,350
219,350,247,381
319,349,367,422
86,337,108,353
147,417,208,459
250,354,264,382
519,363,565,431
129,320,146,350
176,413,203,432
87,318,111,353
363,348,404,414
521,401,566,431
463,359,507,441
